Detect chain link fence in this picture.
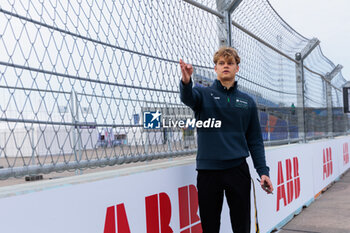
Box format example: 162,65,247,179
0,0,348,179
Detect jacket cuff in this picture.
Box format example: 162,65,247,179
180,78,192,89
257,167,270,178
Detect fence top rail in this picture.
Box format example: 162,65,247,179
181,0,224,18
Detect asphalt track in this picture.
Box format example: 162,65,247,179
278,169,350,233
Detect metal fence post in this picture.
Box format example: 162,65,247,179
216,0,229,46
216,0,242,47
142,105,149,155
343,81,350,134
75,91,83,175
325,80,334,138
165,102,172,152
31,126,35,166
325,65,343,138
70,90,82,175
24,125,36,167
295,54,306,142
295,38,320,142
70,90,77,164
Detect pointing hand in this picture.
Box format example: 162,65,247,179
179,59,193,85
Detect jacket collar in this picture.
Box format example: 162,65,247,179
212,79,238,93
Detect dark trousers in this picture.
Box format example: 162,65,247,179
197,161,251,233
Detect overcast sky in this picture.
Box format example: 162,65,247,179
268,0,350,81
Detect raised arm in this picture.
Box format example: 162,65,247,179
179,59,202,111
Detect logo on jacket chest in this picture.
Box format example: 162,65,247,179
210,93,221,100
235,97,248,109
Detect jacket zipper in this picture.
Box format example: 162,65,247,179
224,87,231,105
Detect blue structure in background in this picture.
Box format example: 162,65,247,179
193,74,299,141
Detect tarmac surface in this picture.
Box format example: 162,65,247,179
278,169,350,233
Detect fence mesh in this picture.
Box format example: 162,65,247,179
0,0,348,179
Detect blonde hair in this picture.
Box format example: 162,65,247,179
213,46,240,65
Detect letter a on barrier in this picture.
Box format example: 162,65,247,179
277,161,287,211
104,206,116,233
344,143,350,165
117,204,131,233
104,204,131,233
323,149,327,180
323,148,333,179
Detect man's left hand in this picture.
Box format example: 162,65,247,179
260,175,274,194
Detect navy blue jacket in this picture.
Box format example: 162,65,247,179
180,79,269,177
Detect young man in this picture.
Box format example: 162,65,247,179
179,46,273,233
